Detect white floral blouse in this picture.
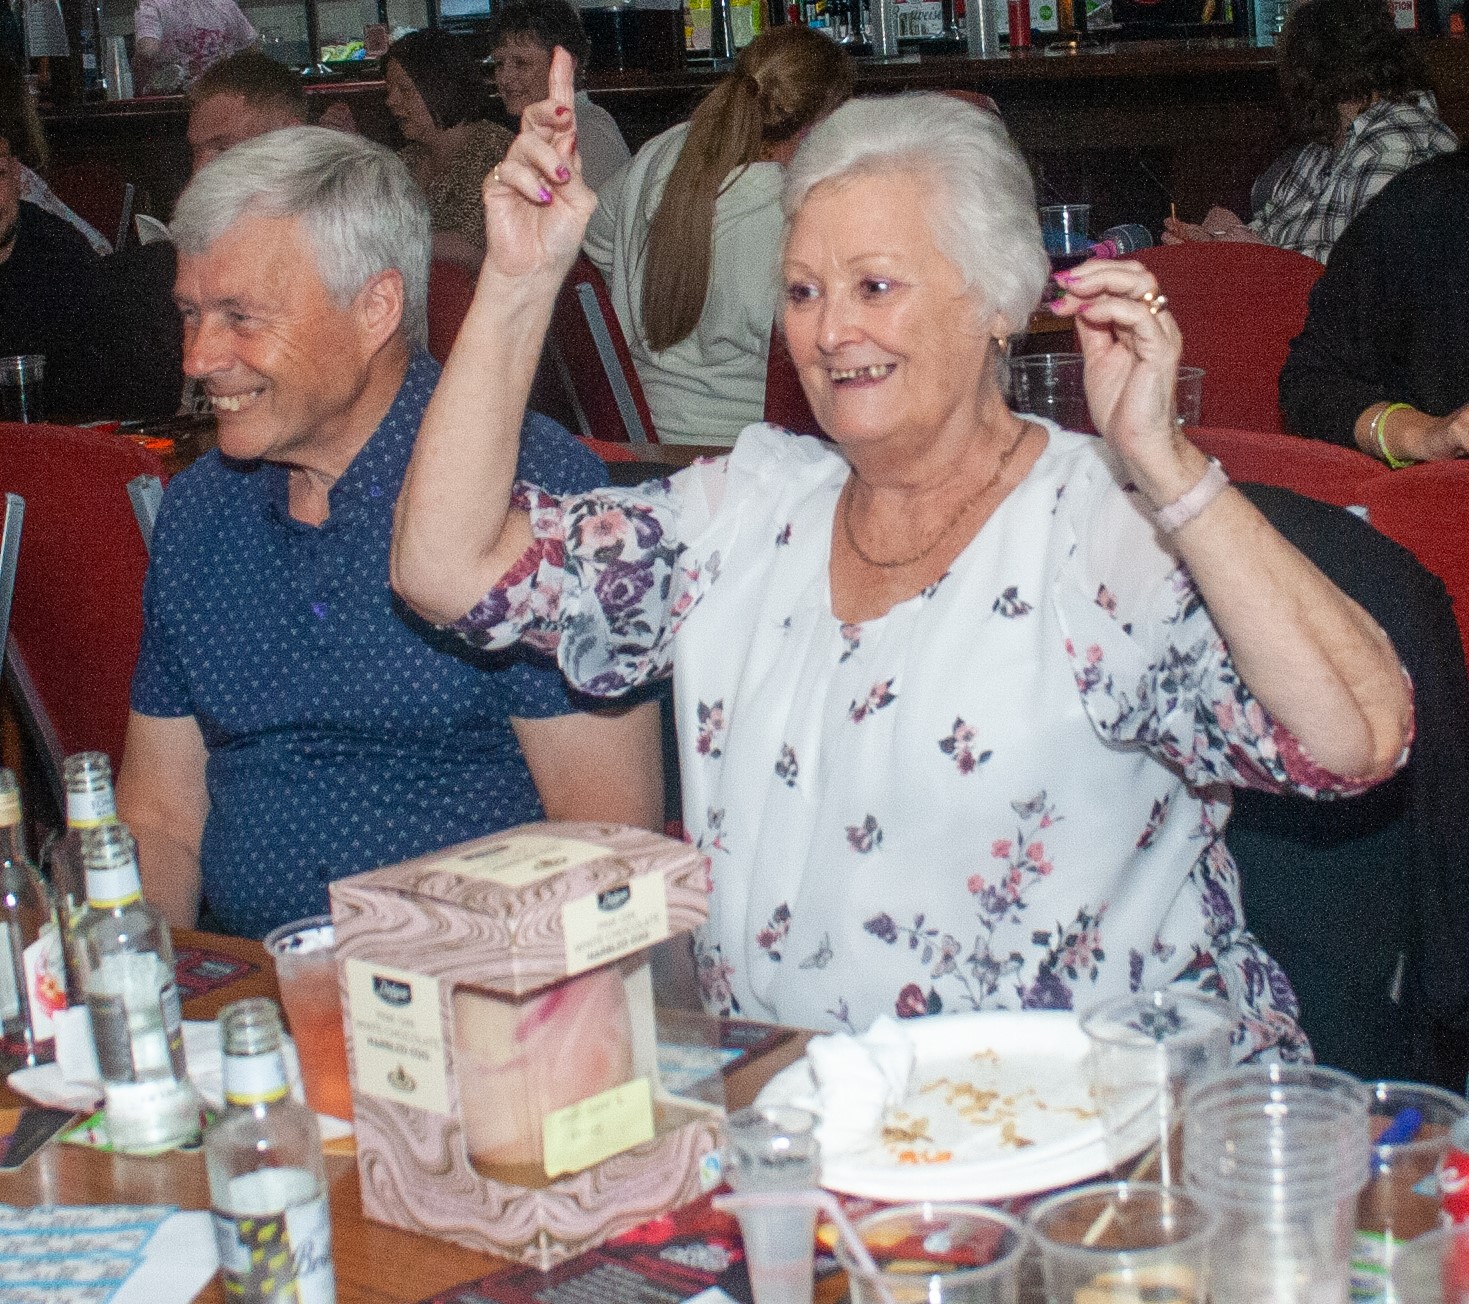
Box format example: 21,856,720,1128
450,423,1377,1061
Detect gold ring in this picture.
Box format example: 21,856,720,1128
492,164,503,186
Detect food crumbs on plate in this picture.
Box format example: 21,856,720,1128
998,1119,1033,1149
896,1148,955,1165
882,1113,934,1146
971,1048,1000,1064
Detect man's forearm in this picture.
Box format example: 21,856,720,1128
130,821,203,929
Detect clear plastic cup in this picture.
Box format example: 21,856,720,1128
1006,353,1093,434
1390,1227,1469,1304
1028,1181,1215,1303
1081,989,1234,1187
0,354,44,423
1176,366,1205,427
1184,1064,1371,1304
1040,203,1093,266
263,914,352,1121
836,1203,1028,1304
724,1106,821,1304
1355,1082,1469,1302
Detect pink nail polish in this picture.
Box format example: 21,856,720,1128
1054,269,1078,284
554,105,570,117
537,186,553,203
555,165,571,182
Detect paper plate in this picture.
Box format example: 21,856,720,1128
774,1010,1124,1202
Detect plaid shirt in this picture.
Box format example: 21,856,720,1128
1252,94,1458,263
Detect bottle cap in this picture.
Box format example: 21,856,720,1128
81,824,142,907
219,998,290,1106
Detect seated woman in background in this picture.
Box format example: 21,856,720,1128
486,0,629,191
392,60,1413,1057
0,54,110,251
1163,0,1454,263
1280,148,1469,464
583,25,852,446
384,28,513,270
132,0,257,91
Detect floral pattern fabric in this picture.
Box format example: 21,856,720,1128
451,424,1377,1060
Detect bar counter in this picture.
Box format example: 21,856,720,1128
37,36,1469,239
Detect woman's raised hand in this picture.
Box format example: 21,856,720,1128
1047,259,1188,475
482,47,596,282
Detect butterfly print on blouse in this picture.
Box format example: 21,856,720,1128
848,679,897,723
993,586,1033,618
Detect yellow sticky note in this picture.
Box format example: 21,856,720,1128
542,1077,654,1178
443,835,611,889
561,874,670,976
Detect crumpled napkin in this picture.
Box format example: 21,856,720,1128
8,1020,353,1141
754,1015,915,1156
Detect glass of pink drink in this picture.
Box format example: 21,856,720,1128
264,915,353,1121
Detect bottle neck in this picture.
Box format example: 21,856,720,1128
67,786,116,830
85,863,142,910
0,819,26,866
222,1047,290,1107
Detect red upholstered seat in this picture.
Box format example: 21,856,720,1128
1189,427,1385,509
47,159,134,250
762,327,821,437
547,255,658,444
1359,462,1469,674
0,423,167,773
425,258,477,365
1135,244,1325,434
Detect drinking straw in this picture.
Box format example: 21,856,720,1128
714,1188,896,1304
1081,1135,1166,1247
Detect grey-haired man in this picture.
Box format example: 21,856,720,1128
117,126,662,938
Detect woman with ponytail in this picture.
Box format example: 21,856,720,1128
583,26,852,445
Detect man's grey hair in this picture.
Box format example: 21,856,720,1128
782,94,1049,336
171,126,431,350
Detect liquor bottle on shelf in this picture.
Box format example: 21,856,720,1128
46,751,117,1000
206,998,335,1304
75,823,201,1155
0,768,64,1065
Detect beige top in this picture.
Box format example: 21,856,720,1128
401,119,514,249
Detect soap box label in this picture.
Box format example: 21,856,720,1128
442,834,611,889
542,1076,654,1178
345,959,449,1114
561,874,670,976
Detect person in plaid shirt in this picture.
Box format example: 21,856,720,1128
1164,0,1455,263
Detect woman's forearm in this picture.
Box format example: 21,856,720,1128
1159,473,1410,782
392,265,561,624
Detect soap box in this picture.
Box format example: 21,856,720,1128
329,821,725,1269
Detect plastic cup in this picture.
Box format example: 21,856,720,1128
724,1106,821,1304
1355,1082,1469,1302
836,1203,1028,1304
1028,1180,1215,1303
1184,1063,1371,1304
1176,366,1205,427
263,914,352,1121
0,355,45,423
1391,1227,1469,1304
1006,353,1094,434
1081,989,1234,1187
1040,203,1093,268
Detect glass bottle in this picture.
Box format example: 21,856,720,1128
207,998,336,1304
48,750,118,1001
0,768,63,1065
75,823,201,1154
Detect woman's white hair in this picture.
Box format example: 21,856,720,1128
170,126,431,350
782,94,1049,335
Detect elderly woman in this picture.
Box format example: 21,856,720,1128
393,58,1412,1058
1163,0,1454,263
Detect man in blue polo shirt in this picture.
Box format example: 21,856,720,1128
117,127,661,938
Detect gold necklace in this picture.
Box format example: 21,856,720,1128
841,422,1032,571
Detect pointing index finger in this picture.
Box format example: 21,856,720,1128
549,46,575,112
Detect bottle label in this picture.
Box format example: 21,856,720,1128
213,1188,335,1304
85,865,142,910
66,788,115,829
22,924,65,1039
0,925,19,1022
223,1051,290,1107
0,789,19,825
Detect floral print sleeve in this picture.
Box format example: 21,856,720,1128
1053,468,1401,800
449,460,729,695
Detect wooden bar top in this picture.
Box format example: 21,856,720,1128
0,930,813,1304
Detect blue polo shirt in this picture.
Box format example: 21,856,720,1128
131,351,608,938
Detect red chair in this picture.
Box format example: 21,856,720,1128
0,423,168,800
762,326,821,436
48,159,135,251
1135,244,1325,434
1189,427,1385,509
546,255,658,444
1359,461,1469,674
425,258,477,365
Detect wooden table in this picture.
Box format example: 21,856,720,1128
0,930,813,1304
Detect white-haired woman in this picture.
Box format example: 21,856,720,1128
393,57,1412,1057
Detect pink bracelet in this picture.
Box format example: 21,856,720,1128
1155,457,1229,533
